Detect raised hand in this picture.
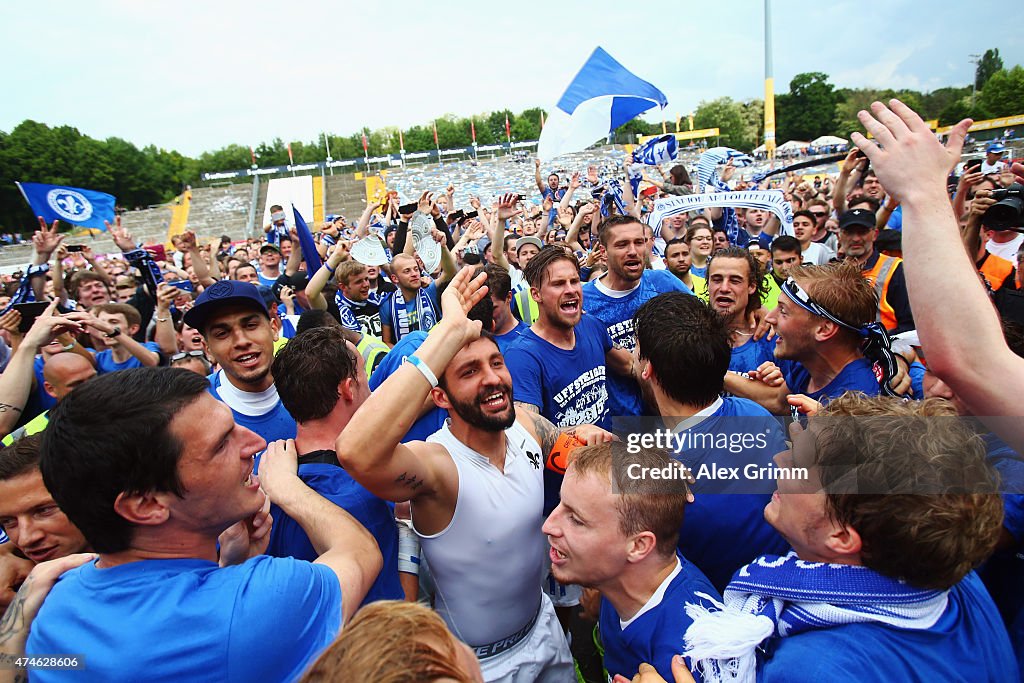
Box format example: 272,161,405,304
32,217,64,258
439,267,489,345
570,172,582,190
417,191,436,215
851,100,971,203
497,193,523,222
106,216,137,252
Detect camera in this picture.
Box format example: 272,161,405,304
983,183,1024,231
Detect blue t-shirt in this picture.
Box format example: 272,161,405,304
505,314,614,513
27,556,341,683
494,321,529,354
208,372,297,466
758,572,1017,683
583,270,690,419
673,397,791,592
380,283,440,343
267,454,403,606
257,271,278,288
729,336,777,374
94,342,162,375
600,555,720,682
780,357,880,402
504,314,614,430
368,331,447,443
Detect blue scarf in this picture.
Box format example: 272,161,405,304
387,286,438,340
684,552,949,683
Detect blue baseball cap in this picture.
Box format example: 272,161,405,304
183,280,269,332
987,142,1007,154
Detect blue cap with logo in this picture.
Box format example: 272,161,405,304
183,280,269,332
987,142,1007,154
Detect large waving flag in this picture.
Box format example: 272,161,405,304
538,47,667,161
17,182,115,230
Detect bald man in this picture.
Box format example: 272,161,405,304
3,354,97,446
43,353,97,402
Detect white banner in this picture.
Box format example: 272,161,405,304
263,176,314,230
646,190,794,236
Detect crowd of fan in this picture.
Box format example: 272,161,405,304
0,102,1022,683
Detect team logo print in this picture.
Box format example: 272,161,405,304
46,189,93,222
526,450,541,470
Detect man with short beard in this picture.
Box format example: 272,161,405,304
337,268,611,682
582,216,690,419
706,247,777,375
184,280,296,452
664,238,706,297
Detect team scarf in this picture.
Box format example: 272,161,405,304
683,552,949,683
334,292,373,332
387,285,438,339
781,278,902,397
696,147,754,192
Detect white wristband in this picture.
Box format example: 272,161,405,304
405,354,438,388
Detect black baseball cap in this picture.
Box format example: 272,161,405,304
838,208,876,232
183,280,269,332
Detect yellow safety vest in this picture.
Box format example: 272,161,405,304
2,411,50,446
513,285,541,326
358,334,391,379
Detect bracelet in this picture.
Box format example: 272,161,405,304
156,317,169,323
323,262,335,274
405,354,438,388
61,341,75,351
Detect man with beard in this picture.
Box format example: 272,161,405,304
337,268,612,682
582,216,690,419
664,238,706,297
184,280,296,456
380,252,453,346
706,247,777,375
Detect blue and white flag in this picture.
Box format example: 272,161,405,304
538,47,667,161
633,134,678,166
16,182,115,230
695,148,754,192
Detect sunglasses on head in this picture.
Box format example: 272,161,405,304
170,350,207,363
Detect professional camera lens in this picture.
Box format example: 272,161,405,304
983,184,1024,231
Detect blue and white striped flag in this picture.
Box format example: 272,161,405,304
633,134,677,166
538,47,667,161
695,147,754,192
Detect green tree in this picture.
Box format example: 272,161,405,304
776,72,839,142
978,66,1024,118
976,48,1004,91
693,97,748,149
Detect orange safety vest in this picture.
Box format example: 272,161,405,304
977,252,1015,292
862,253,901,331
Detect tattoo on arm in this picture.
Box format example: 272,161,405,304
0,575,29,645
0,403,22,414
514,401,539,413
526,411,571,457
394,471,424,491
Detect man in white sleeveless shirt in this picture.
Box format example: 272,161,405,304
338,269,613,683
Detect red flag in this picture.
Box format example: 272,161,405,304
250,146,256,165
399,129,405,151
471,120,476,143
433,121,439,146
505,114,511,142
287,143,294,165
361,133,368,155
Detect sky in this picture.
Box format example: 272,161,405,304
3,0,1022,158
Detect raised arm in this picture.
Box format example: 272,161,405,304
304,243,348,311
534,157,546,195
259,440,382,625
336,268,489,503
852,100,1024,449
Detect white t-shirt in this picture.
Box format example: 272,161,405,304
981,159,1006,175
985,233,1024,262
801,241,835,266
